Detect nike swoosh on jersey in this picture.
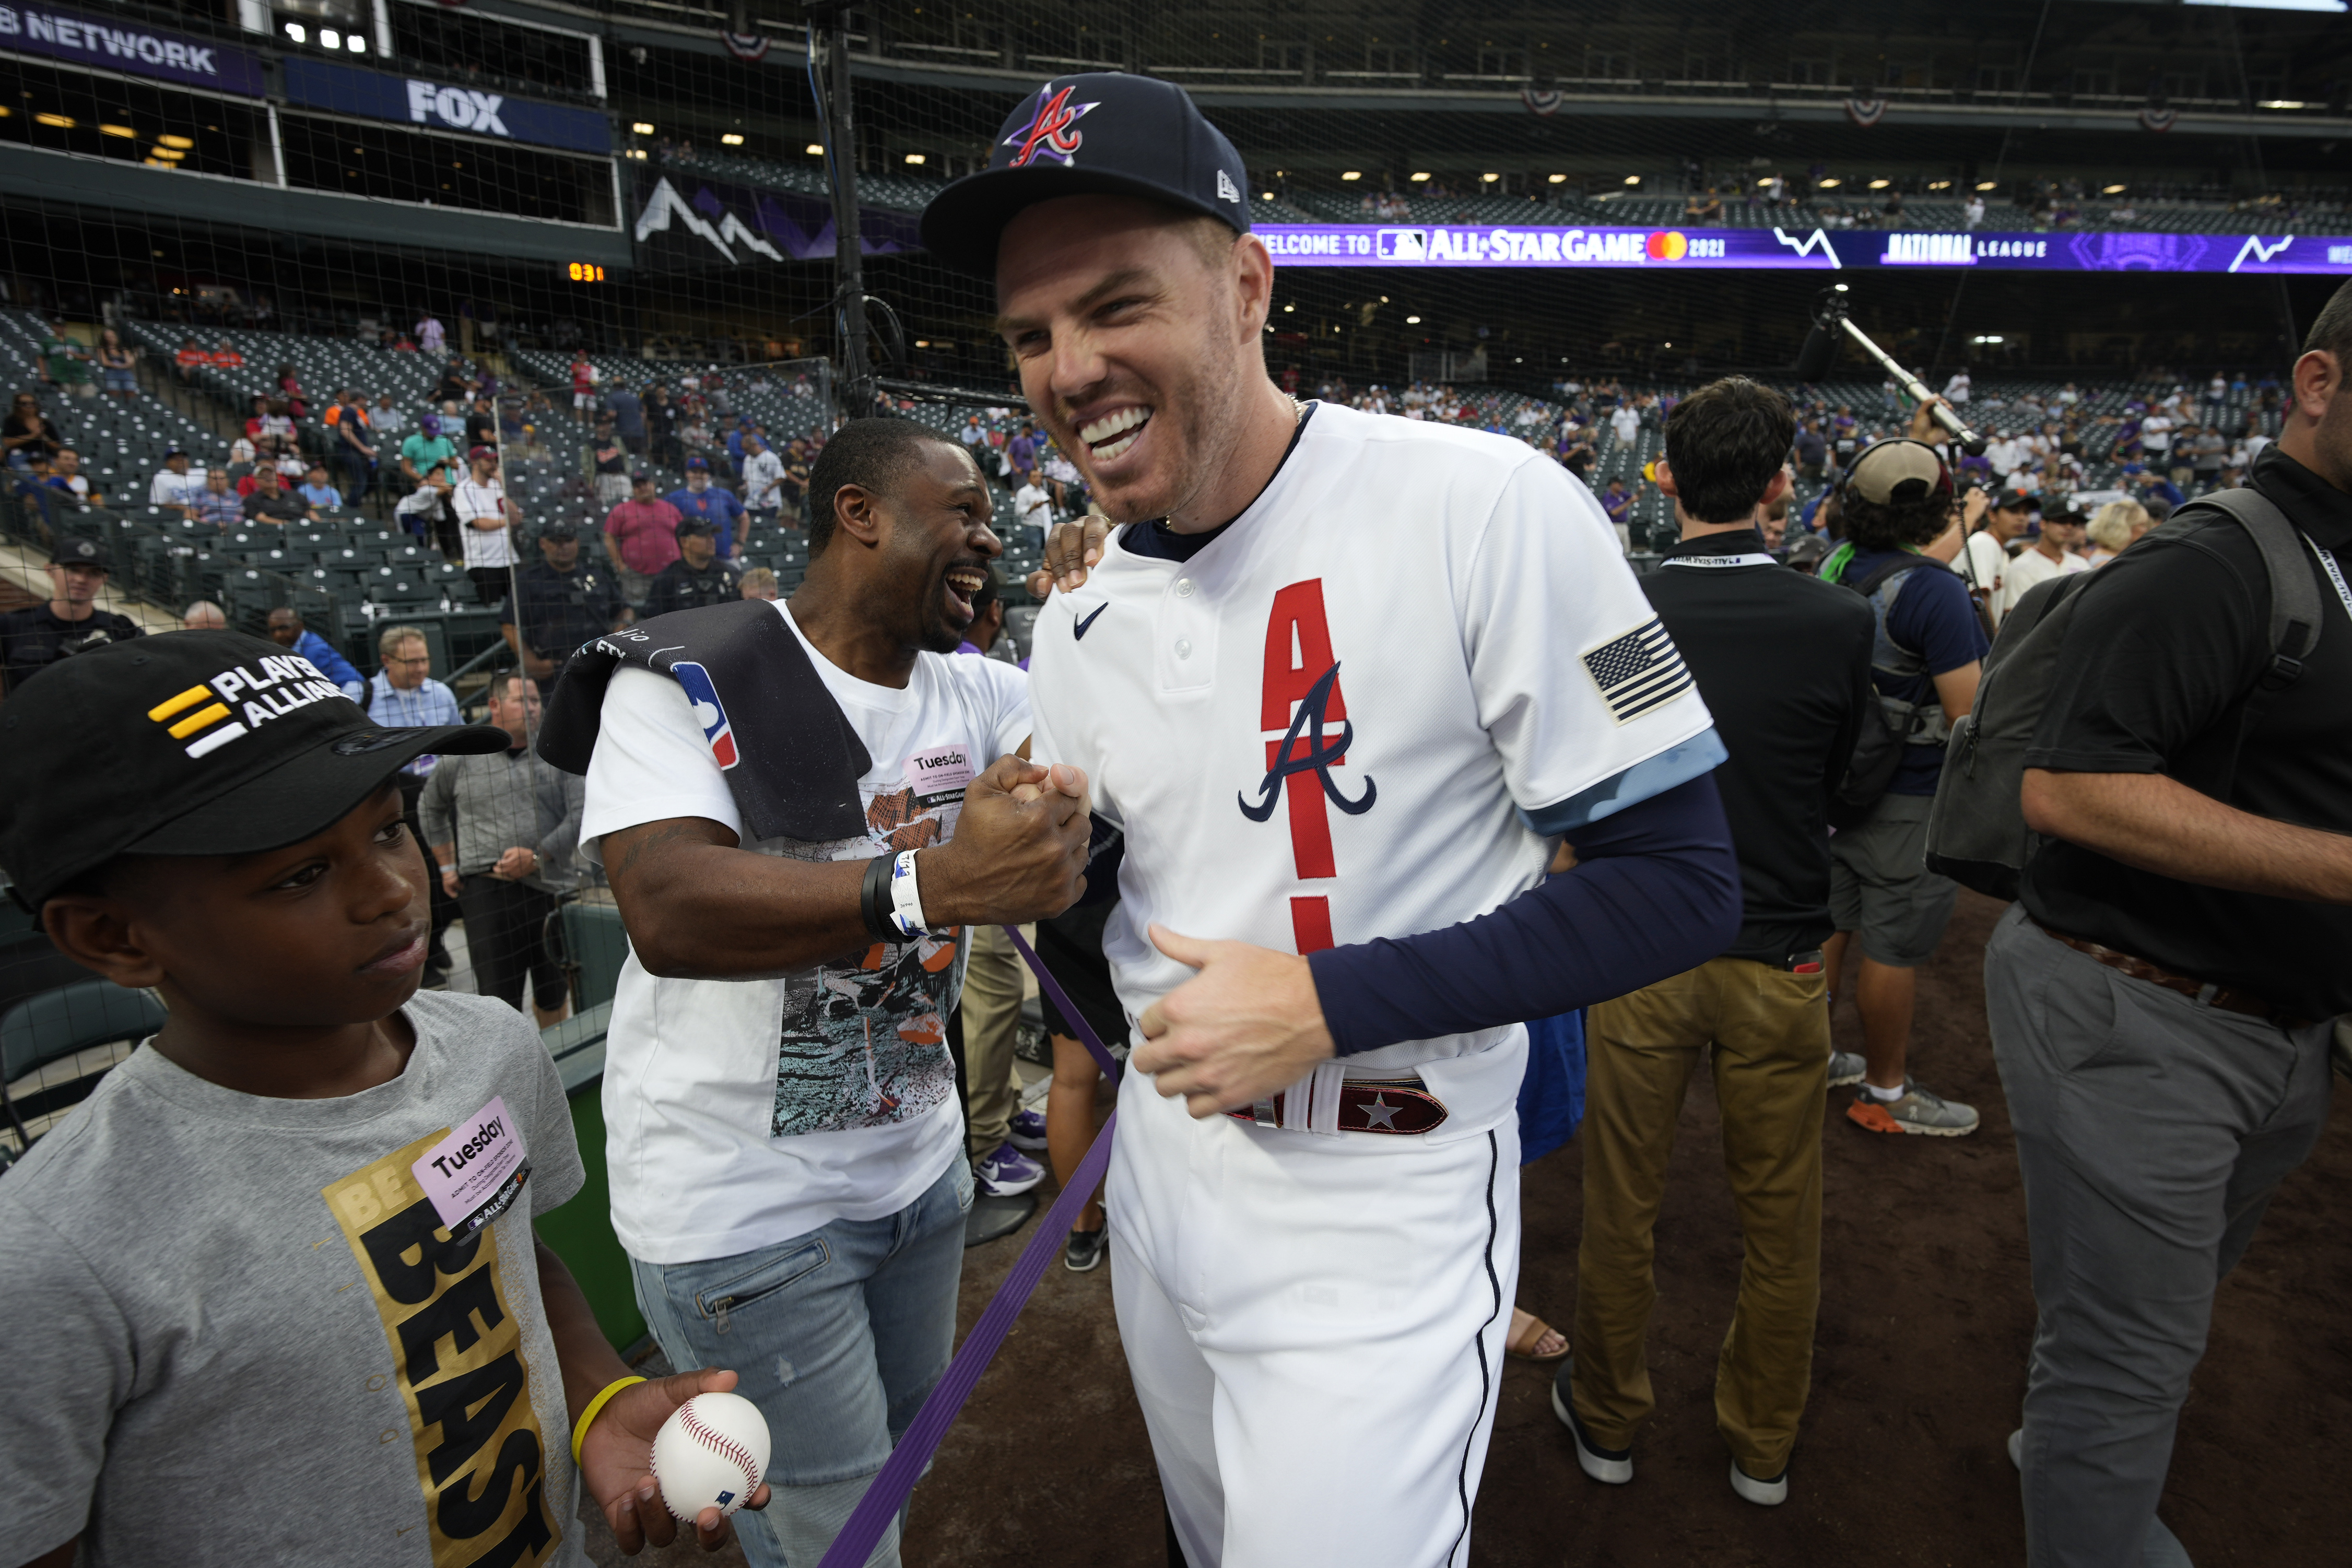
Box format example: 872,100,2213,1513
1073,604,1108,640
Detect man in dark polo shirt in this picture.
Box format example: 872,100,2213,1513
500,521,631,687
643,517,742,618
1988,282,2352,1568
0,537,143,694
1559,377,1874,1510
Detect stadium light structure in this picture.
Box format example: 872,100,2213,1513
2103,184,2127,194
1341,171,1361,181
1976,181,1998,191
1818,178,1842,188
632,122,655,134
1411,171,1430,181
722,133,745,146
1547,173,1567,183
806,144,825,155
1622,175,1639,185
1405,314,1421,324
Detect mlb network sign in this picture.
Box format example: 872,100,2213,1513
281,58,610,156
0,4,265,96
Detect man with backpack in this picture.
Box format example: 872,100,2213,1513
1817,437,1988,1136
1978,282,2352,1568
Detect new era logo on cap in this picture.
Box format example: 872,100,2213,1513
145,653,347,760
1217,170,1242,204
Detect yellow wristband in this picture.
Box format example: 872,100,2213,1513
571,1375,646,1468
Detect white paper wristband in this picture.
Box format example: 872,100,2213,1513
888,849,928,938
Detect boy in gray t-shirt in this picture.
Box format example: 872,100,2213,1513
0,632,768,1568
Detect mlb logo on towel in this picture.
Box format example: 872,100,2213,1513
672,660,739,769
1581,617,1694,725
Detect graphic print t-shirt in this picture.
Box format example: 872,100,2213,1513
581,602,1029,1264
0,991,587,1568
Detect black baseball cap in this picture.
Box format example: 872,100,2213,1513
51,536,107,571
1991,487,2038,513
539,520,579,541
920,74,1252,277
674,516,716,538
0,631,508,907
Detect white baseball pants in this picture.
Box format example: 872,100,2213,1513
1106,1066,1520,1568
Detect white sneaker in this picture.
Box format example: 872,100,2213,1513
1828,1050,1866,1088
1729,1459,1789,1507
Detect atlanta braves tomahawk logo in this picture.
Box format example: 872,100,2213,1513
1004,83,1099,167
1239,581,1375,954
669,660,739,769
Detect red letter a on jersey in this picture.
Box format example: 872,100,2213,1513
1260,580,1350,952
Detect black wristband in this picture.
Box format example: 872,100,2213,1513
859,854,896,941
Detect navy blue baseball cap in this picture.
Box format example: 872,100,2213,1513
920,74,1252,277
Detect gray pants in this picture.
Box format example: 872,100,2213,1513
1984,903,2333,1567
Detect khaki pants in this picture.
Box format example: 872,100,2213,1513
959,922,1026,1159
1572,956,1829,1477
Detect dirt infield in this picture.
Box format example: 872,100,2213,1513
589,889,2352,1565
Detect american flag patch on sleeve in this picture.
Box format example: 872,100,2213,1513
1581,617,1695,724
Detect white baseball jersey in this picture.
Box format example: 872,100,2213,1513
1027,400,1721,1133
1027,401,1720,1568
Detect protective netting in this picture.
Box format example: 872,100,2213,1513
2,1,2350,1130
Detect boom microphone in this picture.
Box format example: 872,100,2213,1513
1796,288,1988,457
1793,323,1838,382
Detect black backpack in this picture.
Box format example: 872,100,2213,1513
1923,488,2323,900
1827,555,1951,829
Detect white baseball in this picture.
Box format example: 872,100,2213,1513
650,1391,770,1520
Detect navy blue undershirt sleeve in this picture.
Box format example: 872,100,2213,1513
1305,774,1743,1056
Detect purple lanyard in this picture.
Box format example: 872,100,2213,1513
815,926,1123,1568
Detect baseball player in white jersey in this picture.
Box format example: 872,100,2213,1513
923,77,1743,1567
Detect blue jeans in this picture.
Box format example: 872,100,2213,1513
629,1158,971,1568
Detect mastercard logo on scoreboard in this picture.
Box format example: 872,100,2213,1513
1645,230,1689,261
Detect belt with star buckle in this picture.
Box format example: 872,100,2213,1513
1224,1075,1449,1136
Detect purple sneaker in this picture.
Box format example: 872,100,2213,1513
1008,1106,1049,1152
974,1141,1045,1197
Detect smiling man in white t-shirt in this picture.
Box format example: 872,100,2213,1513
567,418,1091,1568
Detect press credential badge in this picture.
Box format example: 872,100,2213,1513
412,1095,532,1240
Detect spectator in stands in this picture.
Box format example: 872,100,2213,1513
189,466,242,530
265,606,365,701
148,449,203,515
370,392,405,438
369,622,463,982
591,418,631,509
1559,376,1871,1511
328,389,376,505
180,600,227,631
209,337,243,369
298,464,344,512
1006,420,1038,482
399,413,457,490
93,328,137,400
2081,498,2153,567
37,321,91,396
2187,425,2229,493
571,351,597,410
0,536,143,693
1599,475,1634,552
416,310,446,355
1040,443,1083,513
452,445,521,607
780,439,813,515
607,380,646,457
500,521,630,687
1816,434,1986,1138
463,396,496,453
274,364,307,422
603,470,684,605
644,518,743,618
1014,470,1053,535
666,457,746,559
242,464,314,527
3,391,62,469
960,412,987,452
739,430,786,529
48,447,99,507
421,670,583,1028
172,336,208,384
645,384,682,471
738,565,779,601
2129,464,2186,512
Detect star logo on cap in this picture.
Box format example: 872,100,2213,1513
1004,83,1098,168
